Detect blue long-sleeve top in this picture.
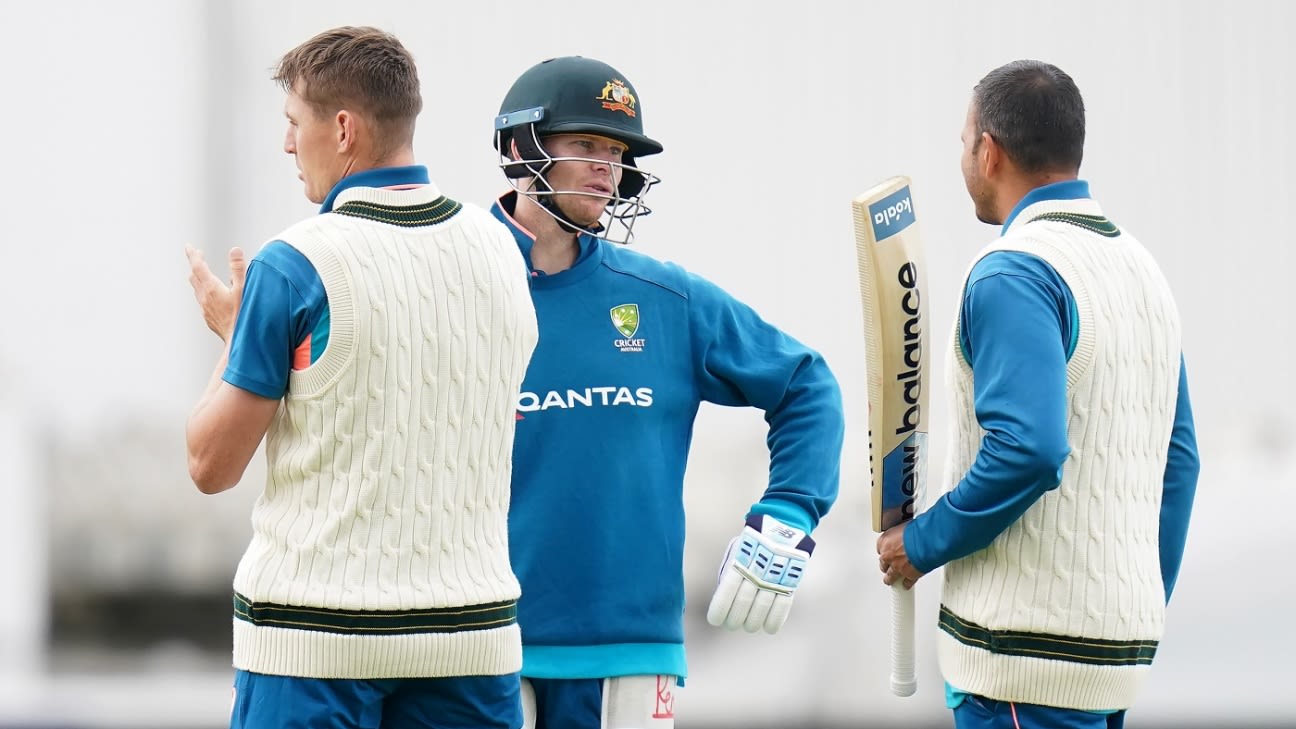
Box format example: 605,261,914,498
491,193,844,680
903,181,1200,603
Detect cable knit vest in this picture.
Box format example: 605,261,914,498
230,184,538,679
937,197,1182,710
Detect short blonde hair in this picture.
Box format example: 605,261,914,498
274,26,422,156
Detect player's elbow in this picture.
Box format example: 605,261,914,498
186,425,241,495
184,410,246,495
188,453,239,495
1179,445,1202,483
1021,439,1069,493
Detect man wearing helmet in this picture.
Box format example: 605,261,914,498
494,60,662,248
490,56,845,729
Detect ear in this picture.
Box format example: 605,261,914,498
979,131,1004,179
335,110,355,153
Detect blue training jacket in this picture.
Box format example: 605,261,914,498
491,193,845,680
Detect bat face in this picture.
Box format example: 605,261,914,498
851,178,931,534
852,176,927,697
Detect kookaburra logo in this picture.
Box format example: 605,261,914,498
611,304,645,352
597,79,637,117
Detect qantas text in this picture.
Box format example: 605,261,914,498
517,387,654,412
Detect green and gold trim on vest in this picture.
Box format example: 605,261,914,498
939,606,1158,666
333,196,463,227
233,592,517,635
1029,212,1121,237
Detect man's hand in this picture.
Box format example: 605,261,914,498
877,522,924,589
706,514,815,634
186,245,247,342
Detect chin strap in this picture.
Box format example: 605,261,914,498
537,191,604,236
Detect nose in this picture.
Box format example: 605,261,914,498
283,127,295,155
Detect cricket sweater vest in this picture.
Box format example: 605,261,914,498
231,184,538,679
937,197,1182,710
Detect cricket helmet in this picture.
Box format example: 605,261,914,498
494,56,663,244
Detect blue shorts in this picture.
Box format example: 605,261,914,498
231,669,522,729
526,678,602,729
953,694,1126,729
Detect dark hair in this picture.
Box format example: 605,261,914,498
973,60,1085,173
274,26,422,155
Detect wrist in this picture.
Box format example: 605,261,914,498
747,499,814,534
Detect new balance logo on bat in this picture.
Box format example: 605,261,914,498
894,261,923,436
883,435,925,523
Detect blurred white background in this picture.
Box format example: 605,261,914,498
1,0,1292,727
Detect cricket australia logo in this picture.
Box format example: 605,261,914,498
610,303,646,352
596,79,637,117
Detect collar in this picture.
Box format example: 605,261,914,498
1001,179,1091,232
490,192,604,287
319,165,432,213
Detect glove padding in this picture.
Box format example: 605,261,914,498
705,514,815,634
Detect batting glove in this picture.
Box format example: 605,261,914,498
705,514,815,634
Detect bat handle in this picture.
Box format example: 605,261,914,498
890,582,917,697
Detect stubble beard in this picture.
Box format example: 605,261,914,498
553,192,606,228
973,185,1001,226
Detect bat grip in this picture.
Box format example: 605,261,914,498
890,582,917,697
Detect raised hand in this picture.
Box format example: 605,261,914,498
185,245,247,342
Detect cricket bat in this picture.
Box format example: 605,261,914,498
850,176,930,698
